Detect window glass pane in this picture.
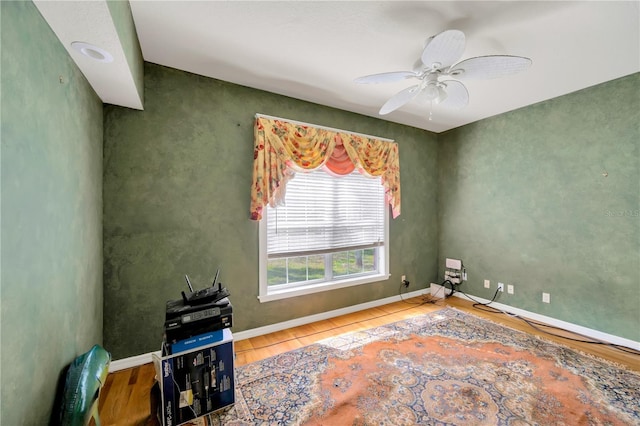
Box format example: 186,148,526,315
332,251,349,277
363,248,376,272
307,255,325,280
266,255,327,285
348,250,359,274
267,258,286,286
286,256,308,283
331,248,379,277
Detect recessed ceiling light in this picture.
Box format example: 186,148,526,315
70,41,113,63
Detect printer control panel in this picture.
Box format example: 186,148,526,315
181,307,221,324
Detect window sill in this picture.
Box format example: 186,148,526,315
258,273,391,303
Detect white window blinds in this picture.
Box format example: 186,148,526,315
266,169,385,258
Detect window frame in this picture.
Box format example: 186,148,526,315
257,174,390,303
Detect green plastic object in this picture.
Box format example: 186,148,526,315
59,344,111,426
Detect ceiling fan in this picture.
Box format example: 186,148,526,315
355,29,532,115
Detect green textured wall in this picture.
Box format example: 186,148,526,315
438,74,640,341
106,0,144,105
0,1,104,424
103,63,439,359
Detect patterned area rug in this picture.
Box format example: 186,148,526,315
197,308,639,425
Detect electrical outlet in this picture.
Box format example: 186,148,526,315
462,271,467,281
401,275,409,288
484,279,490,289
542,292,550,303
497,282,504,292
507,284,514,294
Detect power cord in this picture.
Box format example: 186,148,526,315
457,287,504,312
442,279,457,298
242,279,639,357
424,282,447,303
399,281,425,304
455,287,640,356
399,281,445,305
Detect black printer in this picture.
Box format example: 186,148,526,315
163,271,233,347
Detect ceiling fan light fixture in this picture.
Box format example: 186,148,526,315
416,83,447,105
423,84,440,101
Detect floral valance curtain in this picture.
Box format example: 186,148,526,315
250,116,401,220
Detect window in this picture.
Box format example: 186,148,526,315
258,168,389,302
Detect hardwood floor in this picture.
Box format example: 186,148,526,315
97,294,640,425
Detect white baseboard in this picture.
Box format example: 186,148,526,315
109,289,427,372
232,289,425,341
433,284,639,351
111,286,639,372
109,350,161,372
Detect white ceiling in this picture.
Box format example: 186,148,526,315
38,1,639,133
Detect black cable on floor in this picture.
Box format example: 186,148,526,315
455,287,640,356
399,281,452,305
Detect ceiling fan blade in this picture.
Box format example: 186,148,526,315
354,71,418,84
379,84,421,115
449,55,532,80
437,80,469,109
421,29,466,69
